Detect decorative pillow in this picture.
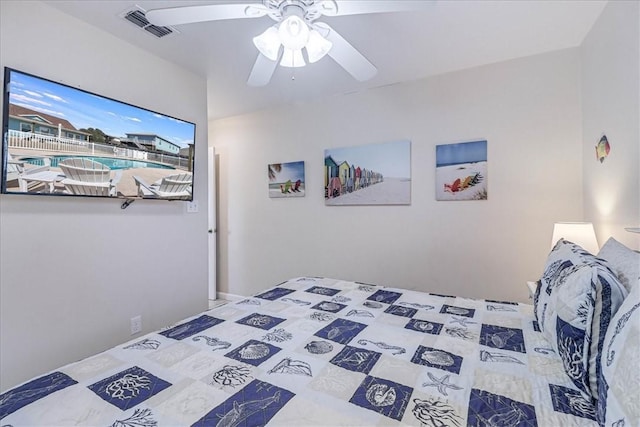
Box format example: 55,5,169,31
534,239,591,331
534,240,595,396
545,265,595,397
587,264,628,399
596,282,640,426
534,239,628,400
597,237,640,293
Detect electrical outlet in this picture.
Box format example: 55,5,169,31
130,315,142,335
186,200,199,213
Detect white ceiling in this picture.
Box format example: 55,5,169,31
44,0,607,120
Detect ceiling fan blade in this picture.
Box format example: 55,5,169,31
146,3,267,26
247,53,279,87
315,23,377,82
324,0,433,17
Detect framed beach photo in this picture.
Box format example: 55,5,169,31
268,161,305,198
324,140,411,206
436,140,487,201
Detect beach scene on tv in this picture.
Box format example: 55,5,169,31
435,139,487,201
2,69,195,200
324,140,411,206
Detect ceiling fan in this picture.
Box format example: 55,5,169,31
146,0,431,87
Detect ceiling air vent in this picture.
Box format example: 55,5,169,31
124,9,149,27
121,6,177,39
145,24,173,38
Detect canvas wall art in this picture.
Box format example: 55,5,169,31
436,140,487,201
324,140,411,206
268,161,305,198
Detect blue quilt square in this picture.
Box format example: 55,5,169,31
404,319,443,335
367,290,402,304
0,372,77,419
385,305,417,318
236,313,286,330
411,346,463,374
468,388,537,426
314,318,367,345
549,384,597,421
255,287,296,301
440,305,475,318
88,366,171,411
305,286,340,296
330,345,381,374
480,324,526,353
192,380,295,427
349,376,413,421
311,301,347,313
225,339,281,367
159,315,224,340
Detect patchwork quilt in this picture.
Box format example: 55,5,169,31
1,277,599,426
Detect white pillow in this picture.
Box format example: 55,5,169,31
598,237,640,293
597,281,640,425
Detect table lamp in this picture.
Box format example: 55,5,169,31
551,222,599,254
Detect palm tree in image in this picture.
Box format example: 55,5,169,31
268,163,282,181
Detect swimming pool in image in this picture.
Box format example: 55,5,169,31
22,156,174,170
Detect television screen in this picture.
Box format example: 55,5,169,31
1,67,196,200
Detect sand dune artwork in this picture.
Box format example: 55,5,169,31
436,140,487,201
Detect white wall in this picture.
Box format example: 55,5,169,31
211,49,584,302
582,0,640,250
0,1,209,391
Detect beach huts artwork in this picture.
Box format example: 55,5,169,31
324,140,411,206
268,161,305,198
436,140,487,201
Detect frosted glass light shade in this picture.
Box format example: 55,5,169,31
280,48,306,68
253,26,281,61
278,15,309,50
252,15,330,70
306,29,332,63
551,222,599,254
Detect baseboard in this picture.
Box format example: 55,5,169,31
214,292,245,302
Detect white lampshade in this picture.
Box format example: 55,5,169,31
306,29,332,63
280,48,306,68
253,26,281,61
278,15,309,50
252,13,331,72
551,222,599,254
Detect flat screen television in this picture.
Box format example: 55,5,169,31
1,67,196,201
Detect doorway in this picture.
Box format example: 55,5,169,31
208,146,216,301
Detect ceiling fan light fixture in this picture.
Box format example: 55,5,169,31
306,29,332,63
253,26,281,61
278,15,310,50
280,48,306,68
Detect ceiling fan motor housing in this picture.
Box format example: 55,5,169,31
263,0,337,23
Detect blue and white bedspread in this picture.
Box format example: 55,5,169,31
1,277,599,426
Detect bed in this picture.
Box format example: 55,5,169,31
1,238,638,426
